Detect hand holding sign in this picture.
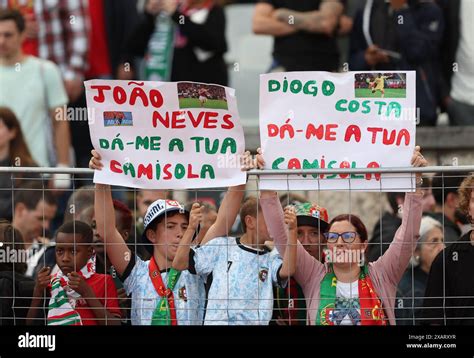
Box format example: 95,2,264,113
188,203,203,232
284,206,297,231
410,145,428,192
255,147,265,169
411,145,428,169
89,150,103,171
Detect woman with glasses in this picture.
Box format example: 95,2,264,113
258,146,427,325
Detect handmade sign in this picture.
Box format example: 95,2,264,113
86,80,246,189
259,71,417,191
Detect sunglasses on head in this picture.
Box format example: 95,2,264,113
324,231,358,243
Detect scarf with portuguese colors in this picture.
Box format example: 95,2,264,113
47,256,96,326
149,257,181,325
316,265,387,325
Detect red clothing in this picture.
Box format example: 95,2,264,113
86,0,111,78
3,0,89,81
8,0,39,56
74,273,121,325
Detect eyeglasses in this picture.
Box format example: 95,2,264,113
324,231,358,243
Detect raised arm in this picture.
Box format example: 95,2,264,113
371,146,427,286
278,206,297,280
257,149,324,288
90,150,131,276
200,151,254,245
272,0,343,35
260,191,323,288
200,185,245,246
252,3,298,37
173,203,202,271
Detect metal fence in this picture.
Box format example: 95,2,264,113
0,165,473,326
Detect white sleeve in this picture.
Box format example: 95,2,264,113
122,255,147,296
190,238,225,276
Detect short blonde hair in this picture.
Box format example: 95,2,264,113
458,174,474,216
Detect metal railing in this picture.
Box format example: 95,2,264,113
0,165,473,326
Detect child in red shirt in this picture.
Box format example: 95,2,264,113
28,221,121,325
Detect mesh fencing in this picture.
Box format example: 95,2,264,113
0,165,473,326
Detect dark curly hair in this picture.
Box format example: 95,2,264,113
458,174,474,219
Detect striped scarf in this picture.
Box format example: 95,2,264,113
47,257,96,326
316,265,387,326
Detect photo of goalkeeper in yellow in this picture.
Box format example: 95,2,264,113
369,73,392,98
355,73,406,99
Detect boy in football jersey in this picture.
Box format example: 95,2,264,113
173,197,298,325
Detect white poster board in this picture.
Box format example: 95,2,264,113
259,71,417,191
86,80,246,189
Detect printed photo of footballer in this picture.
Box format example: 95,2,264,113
354,73,407,98
177,82,228,110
